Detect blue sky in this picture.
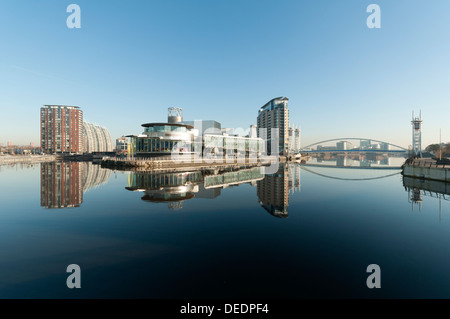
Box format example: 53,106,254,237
0,0,449,148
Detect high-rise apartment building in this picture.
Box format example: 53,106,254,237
40,105,83,154
294,127,300,151
257,97,289,155
83,121,113,153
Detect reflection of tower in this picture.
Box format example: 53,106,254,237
288,164,301,194
257,164,289,217
409,188,422,212
411,111,423,157
40,162,83,208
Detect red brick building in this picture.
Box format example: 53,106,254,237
40,105,83,154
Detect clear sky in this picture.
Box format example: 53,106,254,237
0,0,449,148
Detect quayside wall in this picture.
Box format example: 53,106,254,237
402,158,450,182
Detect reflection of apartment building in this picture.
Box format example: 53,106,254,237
40,162,111,208
83,162,112,192
40,162,83,208
257,165,289,217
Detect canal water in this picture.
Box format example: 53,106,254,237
0,161,449,298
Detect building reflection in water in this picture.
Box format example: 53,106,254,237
256,164,301,218
126,167,266,210
40,162,111,209
311,154,402,168
403,175,450,220
126,164,302,217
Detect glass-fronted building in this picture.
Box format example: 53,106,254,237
127,108,265,159
131,122,196,157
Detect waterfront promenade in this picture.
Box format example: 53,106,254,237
0,155,57,165
101,155,280,173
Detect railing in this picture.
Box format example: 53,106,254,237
407,159,450,169
102,155,272,163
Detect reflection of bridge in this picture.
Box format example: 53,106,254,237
299,138,408,154
300,163,402,169
300,165,401,181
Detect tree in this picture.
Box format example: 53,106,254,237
425,144,441,153
444,143,450,157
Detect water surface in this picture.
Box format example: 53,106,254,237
0,161,449,298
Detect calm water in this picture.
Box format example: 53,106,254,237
0,160,449,299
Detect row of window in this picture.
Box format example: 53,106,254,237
144,126,189,133
136,138,193,153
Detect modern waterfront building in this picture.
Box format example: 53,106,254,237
360,140,371,149
336,141,352,150
83,121,113,153
257,97,289,155
294,126,300,151
249,124,257,139
116,136,132,155
288,127,294,153
288,124,301,153
221,128,234,135
128,108,265,158
380,142,391,151
40,105,83,154
182,120,221,135
126,107,195,157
